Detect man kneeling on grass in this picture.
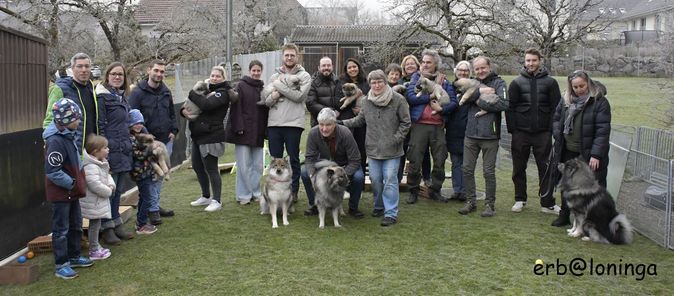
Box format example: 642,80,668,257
302,108,365,218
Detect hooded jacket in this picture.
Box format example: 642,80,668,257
96,83,132,173
261,65,311,129
43,77,101,155
81,151,114,219
464,72,509,140
225,75,268,147
306,71,340,126
506,66,561,133
43,123,87,202
183,80,232,145
128,79,178,144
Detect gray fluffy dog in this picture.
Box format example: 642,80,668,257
453,78,500,117
312,160,349,228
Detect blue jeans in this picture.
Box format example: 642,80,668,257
368,157,400,218
267,127,302,193
136,178,158,226
301,166,365,210
449,151,464,194
235,145,263,202
148,179,162,212
51,200,83,267
102,172,126,229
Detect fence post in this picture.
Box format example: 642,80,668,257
668,160,674,249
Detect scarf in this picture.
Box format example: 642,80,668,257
563,94,590,135
368,85,393,107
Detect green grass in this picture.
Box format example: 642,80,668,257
4,77,673,295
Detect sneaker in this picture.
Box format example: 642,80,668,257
251,196,261,202
54,266,78,279
159,207,174,217
348,208,365,219
406,191,419,204
511,201,526,212
149,211,162,225
89,248,111,261
371,209,385,217
191,196,212,206
238,200,251,205
69,256,94,268
304,205,318,216
458,202,476,215
541,205,561,215
136,224,158,235
381,216,397,227
480,204,495,217
205,200,222,212
343,191,350,200
449,192,466,201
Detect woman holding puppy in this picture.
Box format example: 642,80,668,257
549,70,611,227
336,58,369,171
225,60,269,205
182,66,235,212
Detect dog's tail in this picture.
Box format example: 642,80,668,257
609,214,633,244
314,160,338,170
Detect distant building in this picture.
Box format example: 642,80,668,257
580,0,674,44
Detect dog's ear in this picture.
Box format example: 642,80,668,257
327,168,335,177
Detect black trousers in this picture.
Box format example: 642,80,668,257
510,131,553,207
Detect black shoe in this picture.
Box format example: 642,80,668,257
406,191,418,204
371,209,385,217
149,211,163,225
159,207,174,217
380,216,397,227
429,190,449,203
348,208,365,219
551,213,571,227
450,192,466,201
304,205,318,216
291,192,298,204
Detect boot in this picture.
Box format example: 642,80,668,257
458,200,476,215
551,196,571,227
428,189,449,203
480,204,495,217
114,224,134,240
149,211,163,225
159,207,174,217
406,190,419,204
102,228,121,245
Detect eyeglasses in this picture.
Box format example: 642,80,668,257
109,72,124,77
456,68,470,72
568,70,588,80
370,80,386,85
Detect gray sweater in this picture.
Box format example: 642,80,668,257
343,92,411,160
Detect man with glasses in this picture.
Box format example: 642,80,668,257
262,43,312,203
43,52,100,155
506,48,561,215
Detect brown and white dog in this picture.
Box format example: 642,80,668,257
134,133,171,181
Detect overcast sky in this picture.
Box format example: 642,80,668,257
299,0,393,22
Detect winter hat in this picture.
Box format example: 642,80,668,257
52,98,82,126
128,109,145,127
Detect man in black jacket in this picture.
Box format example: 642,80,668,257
306,56,340,127
506,48,561,215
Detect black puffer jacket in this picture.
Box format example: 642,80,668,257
306,72,339,126
506,66,561,133
552,92,611,182
183,80,232,145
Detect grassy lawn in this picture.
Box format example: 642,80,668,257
3,77,673,295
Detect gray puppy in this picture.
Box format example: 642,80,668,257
454,78,500,117
312,160,349,228
260,157,294,228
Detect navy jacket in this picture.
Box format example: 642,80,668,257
128,79,178,144
97,83,132,173
43,123,87,202
405,72,458,123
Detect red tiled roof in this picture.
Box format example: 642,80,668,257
135,0,226,24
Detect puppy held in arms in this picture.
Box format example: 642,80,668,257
339,83,365,110
312,160,349,229
259,75,301,107
259,157,294,228
558,158,633,244
184,80,239,120
453,78,499,117
134,133,171,181
415,77,449,115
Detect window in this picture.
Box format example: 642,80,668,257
640,18,646,30
655,14,662,31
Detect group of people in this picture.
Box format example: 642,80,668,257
42,45,612,279
43,54,179,279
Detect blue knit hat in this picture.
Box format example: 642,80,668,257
52,98,82,126
128,109,145,127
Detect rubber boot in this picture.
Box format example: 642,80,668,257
102,228,121,245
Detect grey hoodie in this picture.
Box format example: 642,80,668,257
261,65,311,129
343,92,411,159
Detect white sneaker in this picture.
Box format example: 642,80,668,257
204,200,222,212
511,201,526,212
541,205,561,215
190,196,211,206
343,192,350,200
